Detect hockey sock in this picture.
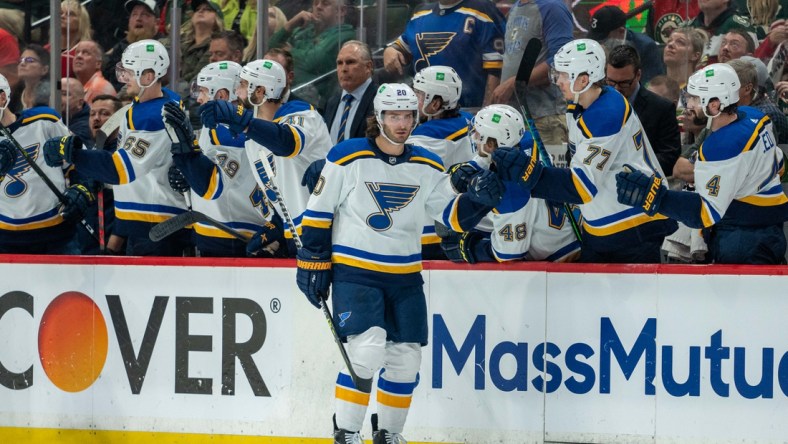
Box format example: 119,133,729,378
335,327,386,432
375,370,418,434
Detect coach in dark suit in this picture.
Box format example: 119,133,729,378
323,40,377,145
606,45,680,175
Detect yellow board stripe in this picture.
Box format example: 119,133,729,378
377,391,413,408
336,386,371,406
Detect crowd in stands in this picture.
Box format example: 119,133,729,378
0,0,787,264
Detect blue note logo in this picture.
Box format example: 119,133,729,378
3,144,39,198
414,32,456,70
338,311,352,328
365,182,420,231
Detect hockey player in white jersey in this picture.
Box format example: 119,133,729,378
616,63,788,264
407,65,474,255
43,39,192,256
0,73,91,254
443,104,581,263
162,61,283,257
295,84,504,444
493,39,677,263
199,58,331,257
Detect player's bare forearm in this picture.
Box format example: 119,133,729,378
483,74,501,107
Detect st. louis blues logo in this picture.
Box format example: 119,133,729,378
249,185,272,218
253,153,278,204
414,32,456,69
338,311,352,328
365,182,419,231
3,143,39,198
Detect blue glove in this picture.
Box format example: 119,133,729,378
465,169,504,207
440,229,483,264
199,100,252,134
492,147,543,191
301,159,326,194
296,247,332,309
615,164,666,216
43,135,82,166
168,165,190,193
448,162,480,193
162,101,200,155
60,184,95,224
246,215,285,257
0,138,16,177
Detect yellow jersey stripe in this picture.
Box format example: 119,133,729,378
333,255,423,274
21,114,59,124
456,7,493,22
115,209,177,224
284,126,302,159
210,129,220,146
571,172,593,204
700,201,716,228
335,150,375,166
482,61,503,69
742,117,768,153
335,386,371,406
445,126,468,141
200,168,221,200
283,226,303,238
578,118,593,138
583,213,667,236
0,215,63,231
737,193,788,206
411,156,445,171
193,224,255,238
377,391,412,409
420,234,441,245
302,218,332,229
447,196,462,232
127,106,135,130
112,152,129,184
411,10,431,20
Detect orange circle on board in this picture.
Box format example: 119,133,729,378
38,291,108,392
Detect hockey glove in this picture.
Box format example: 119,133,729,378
448,162,480,193
199,100,252,134
162,101,201,155
296,247,332,309
246,215,285,257
60,184,95,224
0,138,16,178
615,164,666,217
168,165,190,193
465,169,504,207
492,147,543,191
43,135,82,166
301,159,326,194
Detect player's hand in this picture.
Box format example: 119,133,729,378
615,164,666,216
246,215,285,257
466,169,504,207
162,101,200,155
448,162,480,193
440,229,483,264
43,135,82,166
383,46,407,76
491,77,515,104
60,184,95,224
296,247,332,309
199,100,252,134
0,138,17,178
168,164,190,193
492,147,543,190
301,159,326,194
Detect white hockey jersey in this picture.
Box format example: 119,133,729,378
194,125,271,243
246,101,331,239
0,107,71,245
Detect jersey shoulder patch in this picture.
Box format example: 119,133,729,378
19,106,61,126
699,111,769,162
327,139,376,166
409,144,446,172
577,87,631,139
127,97,167,132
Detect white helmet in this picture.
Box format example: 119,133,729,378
119,39,169,86
472,105,525,152
194,61,242,102
241,59,287,105
0,73,10,109
373,83,419,124
687,63,740,112
412,65,462,115
553,39,605,95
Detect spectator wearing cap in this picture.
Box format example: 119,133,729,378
606,45,681,175
587,5,664,83
688,0,756,66
729,57,788,144
73,40,117,104
718,28,755,63
103,0,163,91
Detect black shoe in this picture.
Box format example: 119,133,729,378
372,429,407,444
334,428,363,444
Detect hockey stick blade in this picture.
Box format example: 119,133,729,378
149,211,201,241
95,103,130,148
514,38,583,243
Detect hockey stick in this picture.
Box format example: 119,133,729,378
149,208,251,242
0,123,100,241
94,103,131,149
514,38,583,243
258,154,365,391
